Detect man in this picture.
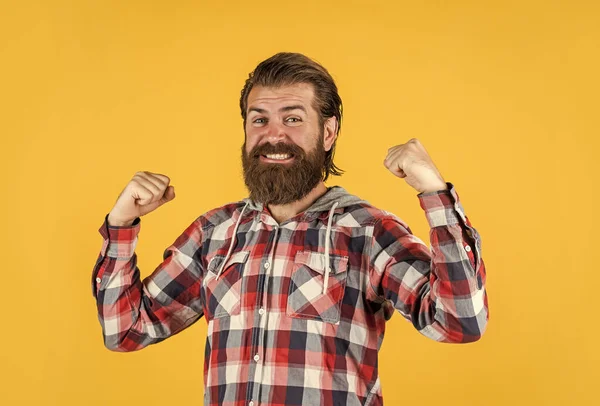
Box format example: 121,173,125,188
92,52,488,406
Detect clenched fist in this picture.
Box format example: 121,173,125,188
384,138,448,194
107,171,176,227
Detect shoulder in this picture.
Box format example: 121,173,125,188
337,196,411,233
194,200,250,231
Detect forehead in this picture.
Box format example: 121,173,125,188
247,83,316,112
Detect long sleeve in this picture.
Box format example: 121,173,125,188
367,182,488,343
91,214,205,351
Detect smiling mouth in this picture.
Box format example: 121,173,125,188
259,153,295,163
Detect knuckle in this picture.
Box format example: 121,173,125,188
157,174,170,184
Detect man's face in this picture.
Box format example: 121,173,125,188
241,83,330,205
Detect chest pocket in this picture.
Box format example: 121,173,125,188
287,250,349,324
203,250,249,320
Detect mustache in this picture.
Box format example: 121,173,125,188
250,142,305,158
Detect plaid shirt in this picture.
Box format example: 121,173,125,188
92,182,487,406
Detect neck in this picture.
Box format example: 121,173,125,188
266,182,328,224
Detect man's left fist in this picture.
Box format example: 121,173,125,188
384,138,448,194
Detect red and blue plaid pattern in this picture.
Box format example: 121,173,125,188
92,183,488,405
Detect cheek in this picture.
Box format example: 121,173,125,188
287,129,313,147
299,135,320,153
244,141,254,156
244,131,259,152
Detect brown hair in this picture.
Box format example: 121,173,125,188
239,52,344,181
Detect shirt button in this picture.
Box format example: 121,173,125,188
264,262,270,269
253,354,260,362
259,308,265,316
95,277,101,283
464,245,472,252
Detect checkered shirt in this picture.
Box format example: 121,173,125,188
92,183,488,406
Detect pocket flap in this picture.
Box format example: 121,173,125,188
294,250,348,275
207,250,250,274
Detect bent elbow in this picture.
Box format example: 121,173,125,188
102,333,143,352
435,309,489,344
103,336,126,352
457,312,489,343
458,330,484,343
440,328,485,344
457,295,489,343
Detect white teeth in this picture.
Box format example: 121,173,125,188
265,154,291,160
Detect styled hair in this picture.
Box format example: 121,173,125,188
239,52,344,181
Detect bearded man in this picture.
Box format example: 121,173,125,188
92,52,488,406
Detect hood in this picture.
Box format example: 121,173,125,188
243,185,368,214
216,186,369,294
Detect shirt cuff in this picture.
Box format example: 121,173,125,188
417,182,466,228
98,214,141,259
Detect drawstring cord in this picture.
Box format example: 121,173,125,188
323,201,339,294
214,199,338,294
216,201,249,280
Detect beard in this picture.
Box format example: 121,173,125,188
241,132,326,205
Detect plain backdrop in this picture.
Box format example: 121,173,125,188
1,0,599,405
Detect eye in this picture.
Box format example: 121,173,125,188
286,117,301,123
253,117,266,124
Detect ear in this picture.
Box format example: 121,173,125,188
323,116,338,152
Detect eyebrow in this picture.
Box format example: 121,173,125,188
247,105,307,115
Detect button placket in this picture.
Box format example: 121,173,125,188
260,224,278,314
252,224,279,403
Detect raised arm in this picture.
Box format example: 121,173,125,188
367,184,488,343
373,138,488,342
91,171,205,351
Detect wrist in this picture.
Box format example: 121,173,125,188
107,213,134,227
420,182,448,194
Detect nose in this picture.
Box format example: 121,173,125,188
264,121,287,144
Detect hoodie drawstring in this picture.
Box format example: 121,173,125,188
216,201,249,280
215,200,338,291
323,201,339,294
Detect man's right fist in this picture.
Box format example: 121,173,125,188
107,171,175,227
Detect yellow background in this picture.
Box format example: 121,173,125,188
1,0,598,405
